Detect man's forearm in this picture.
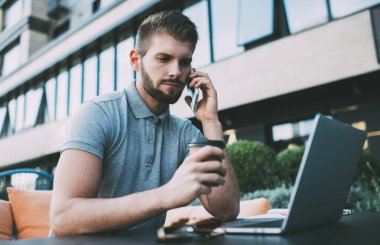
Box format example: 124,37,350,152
200,120,240,221
51,186,169,237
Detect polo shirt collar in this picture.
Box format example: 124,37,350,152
126,81,170,120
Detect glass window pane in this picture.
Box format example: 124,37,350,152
15,94,25,132
83,55,98,101
45,77,56,122
117,36,134,90
2,44,21,77
272,123,293,141
238,0,274,45
69,63,83,115
299,119,314,137
284,0,329,33
24,87,43,128
56,71,69,120
100,0,115,8
0,106,7,133
183,0,211,67
99,46,115,94
330,0,380,18
3,0,22,30
211,0,243,61
8,98,16,133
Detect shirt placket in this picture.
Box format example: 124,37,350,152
146,118,159,165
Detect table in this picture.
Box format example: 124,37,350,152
3,213,380,245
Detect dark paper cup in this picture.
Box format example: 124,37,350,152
188,139,225,160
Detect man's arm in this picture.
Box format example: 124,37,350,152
50,149,167,236
50,147,227,236
187,69,240,221
200,120,240,221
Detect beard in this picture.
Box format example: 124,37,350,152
140,62,184,104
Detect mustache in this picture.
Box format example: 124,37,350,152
160,79,184,86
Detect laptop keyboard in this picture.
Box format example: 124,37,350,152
223,218,284,228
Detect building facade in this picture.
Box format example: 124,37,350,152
0,0,379,172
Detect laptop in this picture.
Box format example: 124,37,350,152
221,114,367,234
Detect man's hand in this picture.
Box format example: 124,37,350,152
186,69,219,123
161,145,226,209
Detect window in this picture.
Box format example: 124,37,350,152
238,0,274,45
284,0,329,33
14,93,25,132
52,20,70,39
211,0,243,61
2,0,23,31
83,55,98,101
92,0,115,13
272,123,293,141
0,106,7,134
272,118,314,141
45,77,57,122
8,98,16,133
56,70,69,120
116,36,134,90
99,44,115,94
24,86,43,128
69,62,83,115
330,0,380,18
100,0,115,9
1,42,21,77
183,0,211,67
299,119,314,137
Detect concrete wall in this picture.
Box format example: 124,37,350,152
170,11,380,118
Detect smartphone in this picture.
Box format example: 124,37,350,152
184,66,199,112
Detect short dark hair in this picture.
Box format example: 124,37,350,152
136,10,198,57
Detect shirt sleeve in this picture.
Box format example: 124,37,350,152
61,101,111,160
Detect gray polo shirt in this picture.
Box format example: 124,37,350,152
62,81,202,230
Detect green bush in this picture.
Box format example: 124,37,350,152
241,185,293,209
347,177,380,212
353,149,380,190
228,140,277,193
347,150,380,212
275,145,305,186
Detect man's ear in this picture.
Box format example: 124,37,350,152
130,49,141,72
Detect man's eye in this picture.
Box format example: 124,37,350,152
157,56,170,62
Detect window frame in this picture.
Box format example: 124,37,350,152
0,38,21,78
1,0,23,31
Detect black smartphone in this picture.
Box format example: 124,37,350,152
184,66,199,112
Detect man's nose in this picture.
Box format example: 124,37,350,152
168,63,181,79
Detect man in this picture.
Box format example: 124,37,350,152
50,10,239,237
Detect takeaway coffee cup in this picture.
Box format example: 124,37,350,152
188,138,226,161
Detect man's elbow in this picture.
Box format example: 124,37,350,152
215,204,240,222
50,206,79,237
50,211,72,237
50,215,65,237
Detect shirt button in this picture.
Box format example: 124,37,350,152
148,139,153,144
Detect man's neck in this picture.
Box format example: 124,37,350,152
135,80,167,116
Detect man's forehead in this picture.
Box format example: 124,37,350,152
147,33,194,57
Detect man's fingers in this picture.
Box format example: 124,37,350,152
194,161,227,177
186,145,224,162
198,173,225,186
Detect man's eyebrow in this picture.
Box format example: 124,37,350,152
154,53,192,62
155,52,172,57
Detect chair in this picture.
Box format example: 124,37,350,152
0,169,53,201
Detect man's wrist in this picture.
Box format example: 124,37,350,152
157,184,174,210
202,120,224,141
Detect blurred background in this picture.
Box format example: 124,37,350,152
0,0,379,209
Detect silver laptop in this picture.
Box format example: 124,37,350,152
222,114,367,234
